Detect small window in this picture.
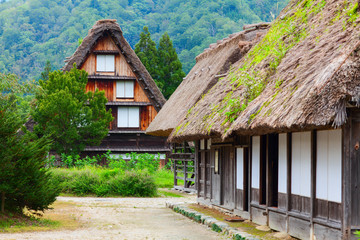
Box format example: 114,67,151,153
116,81,134,98
117,107,139,128
214,150,219,174
96,55,115,72
200,139,205,150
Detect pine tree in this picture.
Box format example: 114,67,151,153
157,32,185,99
0,73,59,213
40,60,52,81
135,28,185,99
134,27,161,90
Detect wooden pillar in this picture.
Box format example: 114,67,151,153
343,112,352,239
184,160,187,189
249,136,253,220
195,141,200,198
310,130,317,239
286,133,292,232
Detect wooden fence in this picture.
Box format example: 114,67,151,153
170,142,196,192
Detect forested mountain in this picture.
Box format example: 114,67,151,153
0,0,289,81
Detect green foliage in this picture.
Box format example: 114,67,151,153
0,0,289,81
135,28,185,99
211,223,222,233
355,230,360,239
347,2,359,23
233,234,246,240
157,32,186,99
135,26,158,80
204,0,325,127
153,169,174,188
40,60,52,81
108,152,160,173
31,66,113,156
0,74,59,214
50,167,157,197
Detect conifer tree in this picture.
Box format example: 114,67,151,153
135,28,185,99
157,32,185,99
0,73,59,213
134,26,160,89
32,66,113,156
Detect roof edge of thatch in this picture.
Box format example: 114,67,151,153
195,22,271,63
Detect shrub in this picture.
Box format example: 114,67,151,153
49,167,157,197
107,152,160,173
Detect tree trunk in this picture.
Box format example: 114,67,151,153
1,192,5,213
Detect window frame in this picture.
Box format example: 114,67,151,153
96,54,115,72
117,106,140,129
116,80,135,99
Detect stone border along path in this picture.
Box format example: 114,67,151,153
166,202,261,240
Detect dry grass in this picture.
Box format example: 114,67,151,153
0,201,82,233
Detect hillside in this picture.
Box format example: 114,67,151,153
0,0,289,81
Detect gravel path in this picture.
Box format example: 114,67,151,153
0,195,229,240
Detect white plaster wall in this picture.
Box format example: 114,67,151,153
236,148,244,190
252,136,260,189
278,133,287,194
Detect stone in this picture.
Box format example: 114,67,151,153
273,231,291,239
256,225,271,232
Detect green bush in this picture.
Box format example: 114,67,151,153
108,152,160,173
109,171,156,197
49,167,157,197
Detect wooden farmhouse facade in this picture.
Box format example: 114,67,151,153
63,20,169,159
148,0,360,239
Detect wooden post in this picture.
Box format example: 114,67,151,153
184,160,187,189
1,192,5,213
286,133,292,232
310,130,316,239
174,160,178,187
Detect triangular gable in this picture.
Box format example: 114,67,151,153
63,19,165,112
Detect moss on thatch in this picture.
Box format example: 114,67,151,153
169,0,360,142
146,23,269,137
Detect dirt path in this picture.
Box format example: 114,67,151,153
0,194,229,240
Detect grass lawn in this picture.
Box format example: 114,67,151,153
0,201,81,233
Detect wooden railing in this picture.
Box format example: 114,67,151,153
170,143,196,192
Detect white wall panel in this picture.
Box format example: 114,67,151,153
124,81,134,98
236,148,244,190
316,131,328,200
292,132,311,197
117,107,128,127
300,132,311,197
316,129,342,203
328,129,341,202
105,55,115,71
128,107,139,128
252,136,260,189
116,81,125,98
291,133,301,195
278,133,287,193
96,55,106,71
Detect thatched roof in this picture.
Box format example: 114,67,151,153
63,19,166,111
169,0,360,142
146,23,270,137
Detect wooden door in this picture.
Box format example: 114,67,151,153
221,146,235,209
211,148,221,205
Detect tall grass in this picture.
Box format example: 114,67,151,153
50,167,158,197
